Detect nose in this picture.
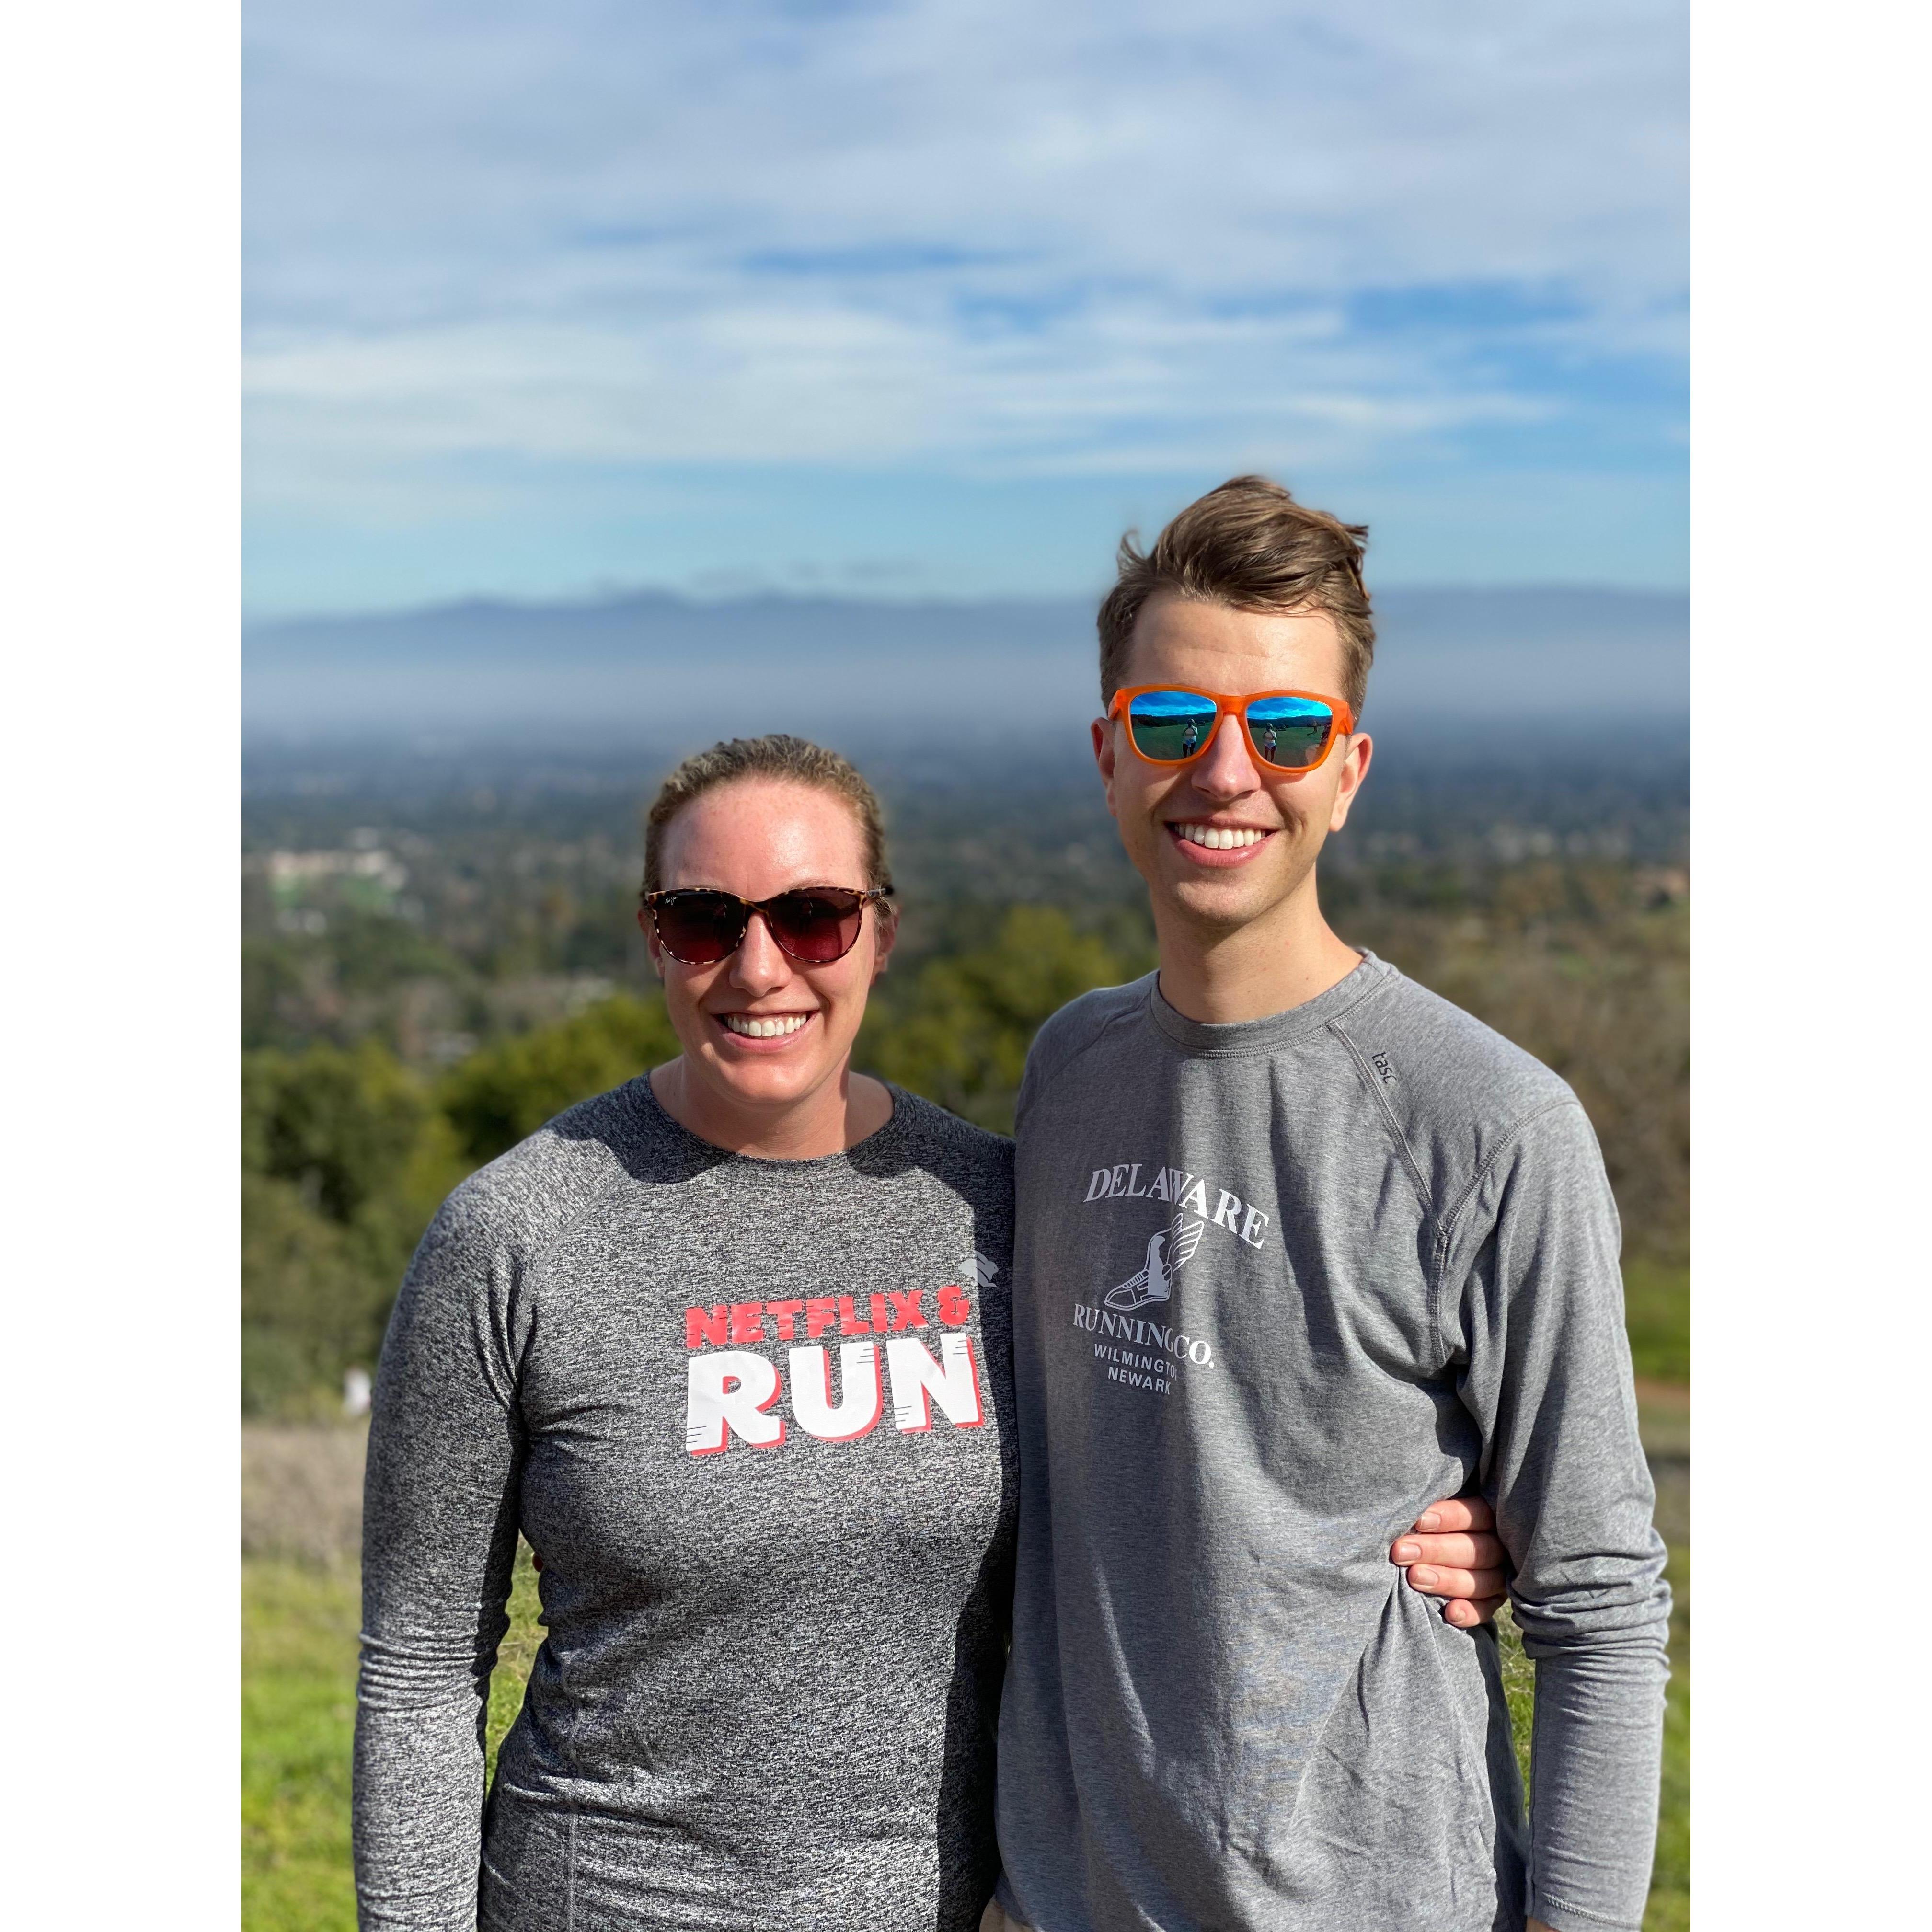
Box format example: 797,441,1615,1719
1189,709,1263,801
728,909,793,998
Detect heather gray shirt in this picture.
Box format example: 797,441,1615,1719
994,958,1670,1932
355,1080,1016,1932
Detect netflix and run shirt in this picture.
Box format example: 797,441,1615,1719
355,1079,1015,1932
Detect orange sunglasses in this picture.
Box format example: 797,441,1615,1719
1108,684,1356,774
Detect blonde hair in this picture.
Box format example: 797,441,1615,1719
641,734,894,900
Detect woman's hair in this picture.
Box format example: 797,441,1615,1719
641,734,895,901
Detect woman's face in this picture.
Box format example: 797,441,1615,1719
646,777,894,1125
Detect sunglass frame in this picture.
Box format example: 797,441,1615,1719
640,885,894,966
1108,683,1357,774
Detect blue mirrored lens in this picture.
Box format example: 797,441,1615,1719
1244,695,1334,769
1127,688,1219,760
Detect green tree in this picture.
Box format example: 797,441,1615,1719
862,906,1141,1134
242,1173,391,1416
328,907,466,998
245,1039,443,1222
242,937,312,1051
439,994,680,1164
242,1040,464,1413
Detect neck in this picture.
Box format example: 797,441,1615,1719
1151,868,1362,1025
649,1057,893,1160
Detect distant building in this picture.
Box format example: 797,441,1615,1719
268,848,409,898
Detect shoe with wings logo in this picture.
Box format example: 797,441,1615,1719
1104,1213,1206,1313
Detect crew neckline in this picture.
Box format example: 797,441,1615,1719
629,1071,910,1177
1143,951,1394,1058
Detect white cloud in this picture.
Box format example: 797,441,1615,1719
249,3,1686,301
246,297,1558,503
244,0,1686,525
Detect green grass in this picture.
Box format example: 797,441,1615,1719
488,1541,545,1777
1496,1604,1538,1778
242,1543,546,1932
242,1562,361,1932
1624,1258,1690,1383
247,1482,1689,1927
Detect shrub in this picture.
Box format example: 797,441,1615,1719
438,994,679,1164
862,907,1138,1135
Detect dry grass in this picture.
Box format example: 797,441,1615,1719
243,1423,368,1566
1352,891,1690,1266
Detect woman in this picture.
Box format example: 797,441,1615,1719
354,733,1495,1931
356,735,1014,1932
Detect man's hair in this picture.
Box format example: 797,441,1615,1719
1097,475,1374,716
641,734,894,901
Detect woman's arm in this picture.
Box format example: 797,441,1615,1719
353,1194,527,1932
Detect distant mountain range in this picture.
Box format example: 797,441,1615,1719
243,586,1688,743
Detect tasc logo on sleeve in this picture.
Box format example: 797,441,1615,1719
682,1279,986,1457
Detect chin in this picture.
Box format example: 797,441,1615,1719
1170,888,1268,933
1162,862,1276,915
702,1051,823,1105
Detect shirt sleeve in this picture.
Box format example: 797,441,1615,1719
1443,1099,1672,1932
353,1192,528,1930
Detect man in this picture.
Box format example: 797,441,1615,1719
991,478,1670,1932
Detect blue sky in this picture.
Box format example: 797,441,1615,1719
244,0,1687,617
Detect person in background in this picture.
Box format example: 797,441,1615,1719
990,478,1671,1932
353,730,1499,1932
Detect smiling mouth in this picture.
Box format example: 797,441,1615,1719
1168,822,1274,851
719,1012,814,1038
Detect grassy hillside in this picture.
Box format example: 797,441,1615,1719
243,1364,1690,1930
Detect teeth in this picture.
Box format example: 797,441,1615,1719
1177,824,1267,850
723,1013,811,1038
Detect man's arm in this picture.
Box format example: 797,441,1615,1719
1451,1101,1671,1932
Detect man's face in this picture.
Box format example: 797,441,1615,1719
1092,592,1372,936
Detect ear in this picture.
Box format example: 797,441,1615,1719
869,903,899,982
1326,731,1374,834
637,906,667,980
1092,715,1122,821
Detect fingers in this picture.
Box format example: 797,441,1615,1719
1391,1499,1511,1620
1403,1564,1508,1601
1389,1531,1504,1570
1411,1495,1495,1535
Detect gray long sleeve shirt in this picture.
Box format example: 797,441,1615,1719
354,1080,1017,1932
993,958,1670,1932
